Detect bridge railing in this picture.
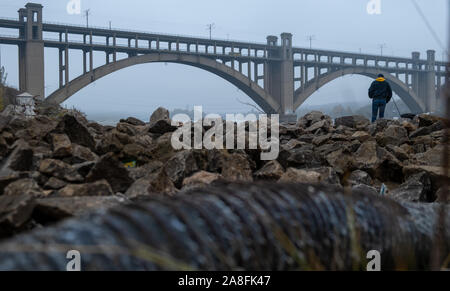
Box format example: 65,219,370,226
42,20,269,46
42,38,272,59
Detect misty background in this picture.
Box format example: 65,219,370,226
0,0,448,123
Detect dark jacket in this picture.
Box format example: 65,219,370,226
369,77,393,103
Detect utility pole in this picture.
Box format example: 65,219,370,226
378,43,387,56
307,35,316,49
84,9,90,28
206,23,215,40
109,21,112,30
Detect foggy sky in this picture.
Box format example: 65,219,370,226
0,0,448,118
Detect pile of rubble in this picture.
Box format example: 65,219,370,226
0,106,448,240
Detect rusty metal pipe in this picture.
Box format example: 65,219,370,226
0,183,448,271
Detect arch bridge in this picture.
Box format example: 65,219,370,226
0,3,447,121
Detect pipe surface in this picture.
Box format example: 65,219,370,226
0,183,448,271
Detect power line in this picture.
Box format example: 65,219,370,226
206,23,215,40
411,0,447,53
307,35,316,49
83,9,91,28
378,43,387,56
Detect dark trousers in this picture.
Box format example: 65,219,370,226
372,99,386,122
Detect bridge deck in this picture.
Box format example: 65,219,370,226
0,17,447,70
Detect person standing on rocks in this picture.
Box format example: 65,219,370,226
368,74,393,122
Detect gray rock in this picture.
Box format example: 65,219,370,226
3,178,43,197
56,180,113,197
352,184,378,196
120,117,145,126
148,107,177,134
335,115,370,130
390,172,433,203
39,159,84,183
348,170,373,186
56,114,96,151
0,140,34,175
254,160,285,181
0,194,36,238
86,153,134,193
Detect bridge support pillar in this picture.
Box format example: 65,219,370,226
18,3,45,99
417,50,437,112
425,50,436,112
265,33,296,122
411,52,420,95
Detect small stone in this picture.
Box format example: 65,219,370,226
254,161,285,181
51,133,72,158
148,107,177,134
0,194,36,238
3,178,43,197
57,180,113,197
86,153,134,193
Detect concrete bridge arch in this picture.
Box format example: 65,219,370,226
46,53,280,114
293,67,426,113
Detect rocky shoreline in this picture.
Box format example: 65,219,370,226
0,105,449,240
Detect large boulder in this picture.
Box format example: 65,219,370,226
3,178,43,197
368,119,390,136
325,148,354,175
385,145,410,161
56,114,96,151
409,121,444,139
220,152,254,182
352,184,379,196
148,107,177,134
416,114,446,128
278,145,321,169
354,140,403,183
50,133,72,158
43,177,67,190
39,159,84,183
69,144,99,164
96,129,134,155
86,153,134,193
116,122,139,136
0,140,34,175
351,131,371,143
412,144,449,167
348,170,373,186
390,172,433,203
254,160,285,181
33,196,128,222
56,180,114,197
403,165,450,193
335,115,370,130
375,125,409,147
304,119,332,133
164,150,207,188
182,171,222,191
0,172,30,195
120,117,146,126
278,167,340,185
125,169,177,198
0,194,35,238
297,111,331,129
